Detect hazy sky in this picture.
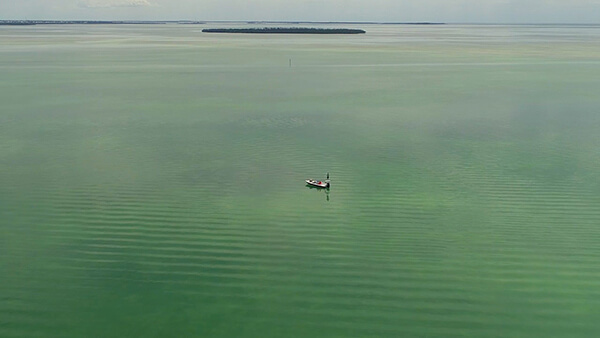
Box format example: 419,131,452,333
1,0,600,23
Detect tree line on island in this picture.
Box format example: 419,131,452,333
202,27,366,34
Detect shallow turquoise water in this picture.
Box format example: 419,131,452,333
2,24,600,337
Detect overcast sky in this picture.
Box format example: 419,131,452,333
1,0,600,23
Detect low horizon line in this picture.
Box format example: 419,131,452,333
2,19,600,26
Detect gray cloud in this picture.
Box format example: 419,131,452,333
0,0,598,23
79,0,154,8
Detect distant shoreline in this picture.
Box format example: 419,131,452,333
0,20,444,26
4,21,600,26
0,20,203,26
203,27,366,34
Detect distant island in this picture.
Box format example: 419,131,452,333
202,27,366,34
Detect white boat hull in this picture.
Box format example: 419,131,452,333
306,179,329,188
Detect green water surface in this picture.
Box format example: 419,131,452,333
1,24,600,337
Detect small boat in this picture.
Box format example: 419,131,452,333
306,173,330,188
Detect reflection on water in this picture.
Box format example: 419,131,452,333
305,183,330,201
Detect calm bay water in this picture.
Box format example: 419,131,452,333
2,24,600,337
